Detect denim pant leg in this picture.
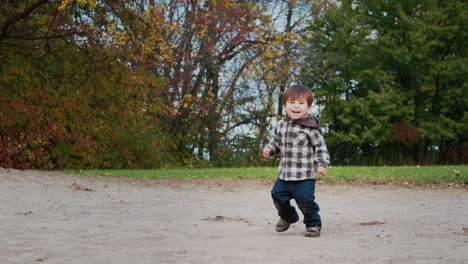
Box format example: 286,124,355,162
291,179,321,228
271,179,299,224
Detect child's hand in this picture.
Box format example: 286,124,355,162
318,166,328,177
263,146,271,157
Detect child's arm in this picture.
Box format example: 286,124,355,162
263,146,272,157
318,166,328,176
310,130,330,174
264,123,281,157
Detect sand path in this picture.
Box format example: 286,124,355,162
1,168,467,264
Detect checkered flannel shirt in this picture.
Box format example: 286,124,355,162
267,117,330,181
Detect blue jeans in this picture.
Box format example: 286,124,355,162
271,178,321,228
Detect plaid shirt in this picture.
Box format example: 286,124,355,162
267,115,330,181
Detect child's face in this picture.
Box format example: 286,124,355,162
284,97,311,120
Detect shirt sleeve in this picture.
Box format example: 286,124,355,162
267,122,281,156
309,129,330,168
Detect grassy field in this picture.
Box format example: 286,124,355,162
65,166,467,186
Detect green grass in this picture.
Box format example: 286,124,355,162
326,166,467,185
64,167,277,179
64,166,467,186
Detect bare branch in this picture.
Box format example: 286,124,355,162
0,0,50,41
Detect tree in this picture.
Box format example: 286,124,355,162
75,0,302,166
0,0,167,169
221,0,335,166
303,0,467,165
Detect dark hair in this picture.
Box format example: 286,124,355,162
282,84,314,106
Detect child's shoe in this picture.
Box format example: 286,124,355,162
275,218,291,232
305,226,321,237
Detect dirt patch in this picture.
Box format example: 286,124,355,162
202,215,252,224
70,182,95,192
1,168,467,264
15,210,33,216
358,221,386,226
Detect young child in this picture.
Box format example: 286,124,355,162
263,84,330,237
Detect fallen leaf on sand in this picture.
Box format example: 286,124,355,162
71,183,95,192
16,211,33,216
202,215,251,224
377,233,391,238
359,221,386,226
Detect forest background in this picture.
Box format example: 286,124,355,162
1,0,466,170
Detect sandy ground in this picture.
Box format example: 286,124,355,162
1,168,467,264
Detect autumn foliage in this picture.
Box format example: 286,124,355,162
0,0,465,169
1,1,167,169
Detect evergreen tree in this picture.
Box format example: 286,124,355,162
303,0,467,165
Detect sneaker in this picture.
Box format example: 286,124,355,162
305,226,321,237
275,218,291,232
